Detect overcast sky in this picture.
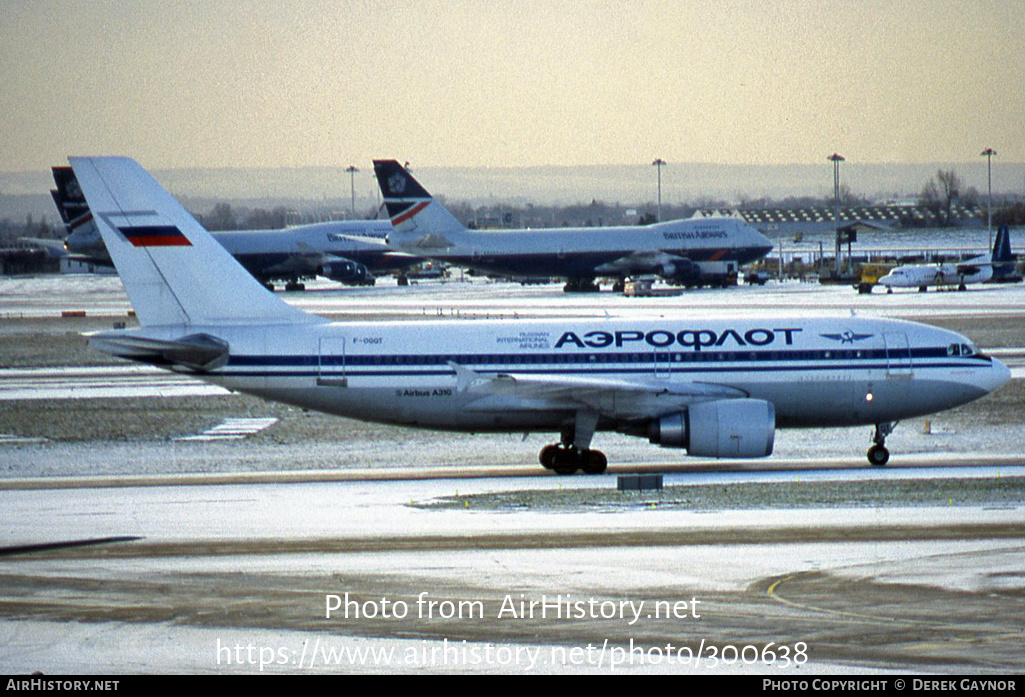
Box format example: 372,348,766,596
1,0,1021,172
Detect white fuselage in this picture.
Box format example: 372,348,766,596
129,315,1007,434
878,256,992,289
389,217,772,280
70,156,1013,467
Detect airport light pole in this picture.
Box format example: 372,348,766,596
828,153,845,275
981,148,996,249
652,158,666,222
346,165,359,218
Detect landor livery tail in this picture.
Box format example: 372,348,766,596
69,157,318,328
372,160,465,244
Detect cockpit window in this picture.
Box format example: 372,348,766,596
947,344,960,356
961,343,974,356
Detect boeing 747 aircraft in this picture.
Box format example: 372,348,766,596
71,157,1009,472
51,166,417,289
372,160,773,292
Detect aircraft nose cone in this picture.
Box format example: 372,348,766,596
985,357,1012,394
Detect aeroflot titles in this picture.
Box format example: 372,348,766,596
554,327,803,352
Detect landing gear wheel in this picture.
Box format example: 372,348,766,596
867,444,890,466
540,444,579,473
539,444,560,469
563,278,600,293
868,422,896,467
539,444,607,474
552,448,581,475
581,449,608,475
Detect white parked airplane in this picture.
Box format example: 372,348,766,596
877,224,1015,293
51,166,416,289
372,160,773,292
71,157,1010,471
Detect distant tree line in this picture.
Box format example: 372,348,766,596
0,214,58,246
187,176,1014,234
192,203,295,231
994,203,1025,226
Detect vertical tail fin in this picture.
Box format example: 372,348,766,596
51,166,90,226
69,157,320,328
992,224,1012,262
372,160,465,245
52,166,106,258
991,223,1015,281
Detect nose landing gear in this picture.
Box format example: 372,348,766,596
868,422,896,466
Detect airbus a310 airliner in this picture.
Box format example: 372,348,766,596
71,157,1009,473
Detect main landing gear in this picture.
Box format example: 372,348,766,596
539,444,608,475
563,278,601,293
868,421,896,466
538,411,608,475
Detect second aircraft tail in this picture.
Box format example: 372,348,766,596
991,223,1017,282
372,160,465,248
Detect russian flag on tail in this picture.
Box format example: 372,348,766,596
118,224,192,247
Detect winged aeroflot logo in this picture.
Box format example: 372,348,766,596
820,331,874,344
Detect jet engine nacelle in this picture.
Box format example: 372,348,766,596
658,258,697,282
647,399,775,458
318,260,372,285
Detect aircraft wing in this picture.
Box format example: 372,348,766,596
329,233,392,246
593,250,686,275
17,238,69,258
400,233,456,251
450,363,746,420
955,260,993,275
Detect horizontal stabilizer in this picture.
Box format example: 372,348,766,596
88,332,229,372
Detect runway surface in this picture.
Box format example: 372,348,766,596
3,272,1025,322
1,274,1024,673
1,465,1023,674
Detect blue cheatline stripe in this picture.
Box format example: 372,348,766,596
227,346,981,369
215,366,977,379
211,353,988,380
